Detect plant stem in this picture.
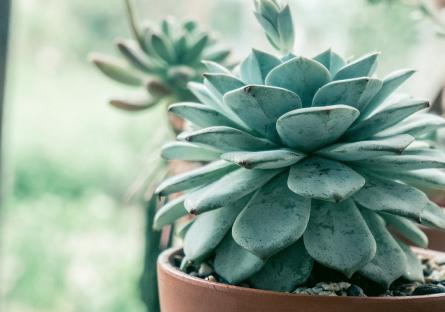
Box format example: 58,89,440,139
124,0,145,48
139,194,162,312
0,0,10,232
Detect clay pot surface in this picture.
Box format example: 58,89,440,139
424,227,445,252
157,247,445,312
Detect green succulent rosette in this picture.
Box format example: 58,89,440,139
154,48,445,291
90,2,230,112
153,1,445,292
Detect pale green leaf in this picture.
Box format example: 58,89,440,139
334,52,379,80
288,157,365,202
161,142,221,161
358,209,407,288
214,234,265,284
232,173,310,258
304,200,376,277
277,105,359,152
181,126,278,152
184,168,281,214
312,77,382,111
265,56,331,106
155,160,236,196
224,85,301,142
183,196,250,261
316,134,415,162
249,240,313,291
153,195,187,230
222,149,305,169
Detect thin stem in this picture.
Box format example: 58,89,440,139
139,194,162,312
124,0,145,48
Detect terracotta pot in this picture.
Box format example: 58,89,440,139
423,195,445,252
424,227,445,252
157,247,445,312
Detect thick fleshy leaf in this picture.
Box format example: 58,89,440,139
354,154,445,171
203,73,245,98
183,196,250,261
224,85,301,142
222,149,305,169
265,56,331,106
377,168,445,191
183,34,209,64
173,36,188,62
316,134,415,162
276,5,295,52
403,146,445,158
90,53,143,86
421,201,445,230
358,209,407,288
397,240,424,282
203,47,231,63
169,103,240,128
232,173,310,258
345,98,429,141
312,77,382,111
188,82,223,111
161,142,221,161
333,52,379,80
181,126,278,152
155,160,236,196
151,34,176,63
362,69,416,117
277,105,359,152
184,168,281,214
116,39,155,73
375,113,445,139
249,240,313,291
313,48,346,76
214,234,265,284
202,60,231,75
288,157,365,202
109,97,157,111
153,195,187,230
254,12,280,50
382,213,428,248
304,200,376,277
353,175,428,220
240,49,281,84
177,219,194,239
281,53,296,62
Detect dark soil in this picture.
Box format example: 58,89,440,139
173,252,445,297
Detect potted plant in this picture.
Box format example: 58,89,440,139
152,1,445,311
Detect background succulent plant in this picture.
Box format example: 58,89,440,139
154,0,445,292
90,0,230,118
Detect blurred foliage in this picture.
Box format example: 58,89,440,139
366,0,445,36
2,0,445,311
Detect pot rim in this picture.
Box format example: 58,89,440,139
158,247,445,302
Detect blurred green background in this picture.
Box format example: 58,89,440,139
1,0,445,311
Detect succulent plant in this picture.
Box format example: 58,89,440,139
154,0,445,292
90,0,230,113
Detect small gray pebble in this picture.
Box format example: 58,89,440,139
189,271,199,277
198,263,213,277
347,285,365,297
205,275,217,283
413,284,445,296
